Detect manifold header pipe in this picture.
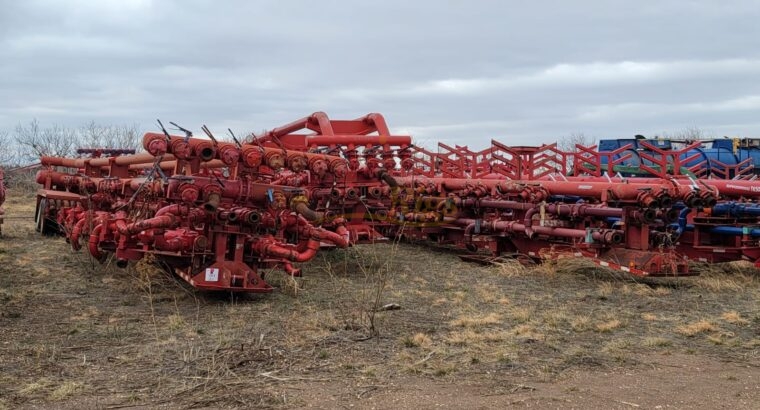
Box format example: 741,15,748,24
460,217,623,245
145,132,352,176
392,177,677,207
142,133,217,162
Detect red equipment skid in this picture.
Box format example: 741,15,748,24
36,133,351,292
35,112,760,291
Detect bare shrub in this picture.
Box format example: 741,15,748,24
8,119,141,166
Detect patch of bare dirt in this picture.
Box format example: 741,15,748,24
291,353,760,409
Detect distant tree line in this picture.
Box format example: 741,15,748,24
0,119,142,167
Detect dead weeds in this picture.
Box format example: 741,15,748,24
0,191,759,408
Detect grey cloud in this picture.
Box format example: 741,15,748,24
1,0,759,150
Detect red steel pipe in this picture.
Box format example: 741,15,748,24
460,218,623,244
253,237,322,262
394,177,674,207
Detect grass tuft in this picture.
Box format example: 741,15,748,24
403,332,433,348
49,381,83,401
642,337,672,347
720,311,749,325
676,320,716,337
450,313,501,328
595,319,622,333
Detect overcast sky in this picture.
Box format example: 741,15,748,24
1,0,759,148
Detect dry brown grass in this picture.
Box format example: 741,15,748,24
511,324,544,341
551,257,621,278
692,262,759,292
49,381,84,401
505,307,532,324
595,319,623,333
571,316,592,332
745,338,760,348
494,260,527,277
596,282,614,298
542,310,570,328
641,313,659,321
475,287,500,303
450,313,502,328
445,329,509,345
642,337,673,347
2,188,760,408
720,311,750,325
18,379,51,397
602,338,632,352
676,320,717,337
653,287,672,296
403,332,433,348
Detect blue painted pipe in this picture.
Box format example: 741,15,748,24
675,208,691,236
710,202,760,217
669,221,760,237
709,226,760,237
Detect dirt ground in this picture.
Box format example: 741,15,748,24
1,191,759,409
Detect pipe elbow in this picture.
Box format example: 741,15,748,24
293,239,321,262
378,169,399,188
70,218,87,251
204,191,222,212
314,228,349,248
114,219,129,236
88,224,104,260
464,222,476,239
292,200,324,223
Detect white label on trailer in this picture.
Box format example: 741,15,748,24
713,249,726,253
578,185,593,190
205,268,219,282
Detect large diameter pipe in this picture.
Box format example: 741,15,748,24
459,218,622,244
126,159,226,172
555,175,723,204
296,135,412,147
393,177,672,206
257,112,335,140
253,238,321,263
41,156,88,168
41,152,173,168
145,133,350,175
709,226,760,237
697,179,760,199
253,112,409,146
486,219,624,244
123,215,177,235
673,223,760,238
92,152,166,167
709,202,760,217
143,133,216,161
472,199,624,218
